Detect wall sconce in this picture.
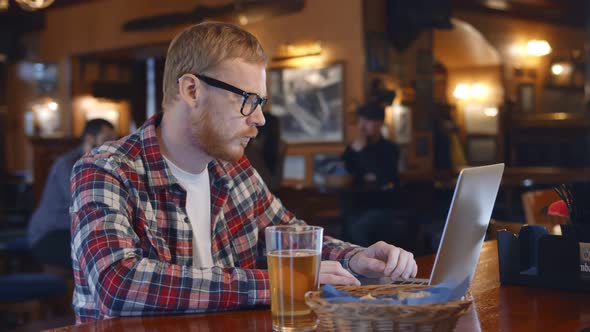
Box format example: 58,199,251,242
32,97,61,137
453,83,471,100
551,62,572,76
484,107,498,117
526,40,551,56
75,95,121,127
272,41,323,62
0,0,55,11
453,83,490,101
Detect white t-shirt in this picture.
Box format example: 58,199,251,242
163,156,214,268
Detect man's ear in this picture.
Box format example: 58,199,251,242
178,74,200,107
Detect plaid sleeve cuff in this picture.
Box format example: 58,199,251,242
337,247,367,278
321,236,366,278
244,268,271,306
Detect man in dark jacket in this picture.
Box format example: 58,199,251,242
341,103,412,248
342,102,399,190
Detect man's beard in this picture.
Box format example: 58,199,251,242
190,109,256,163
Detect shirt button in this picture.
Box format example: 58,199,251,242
184,217,190,223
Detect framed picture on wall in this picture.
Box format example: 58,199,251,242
392,105,411,144
269,62,344,143
312,153,347,186
283,155,306,180
518,83,535,113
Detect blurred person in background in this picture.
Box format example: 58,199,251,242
341,102,415,250
27,118,116,272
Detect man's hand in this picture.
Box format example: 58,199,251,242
349,241,417,280
319,261,360,286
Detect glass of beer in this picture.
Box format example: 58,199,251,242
266,225,323,332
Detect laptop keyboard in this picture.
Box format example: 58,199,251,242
359,277,429,286
391,278,428,285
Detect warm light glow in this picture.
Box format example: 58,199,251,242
470,83,488,99
484,107,498,117
526,40,551,56
47,101,58,111
238,15,248,26
74,95,123,131
15,0,55,11
551,62,572,76
509,44,526,57
551,64,563,75
275,40,323,62
384,105,394,128
32,99,60,137
283,56,324,68
453,83,471,100
484,0,509,10
306,72,323,85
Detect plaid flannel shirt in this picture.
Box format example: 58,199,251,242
70,113,364,323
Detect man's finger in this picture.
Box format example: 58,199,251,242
320,261,361,285
399,253,415,279
321,261,351,275
392,250,414,279
363,257,386,275
383,247,400,276
334,263,358,281
320,273,361,286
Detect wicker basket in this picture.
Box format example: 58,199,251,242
304,284,472,332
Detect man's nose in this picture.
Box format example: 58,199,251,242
247,105,266,127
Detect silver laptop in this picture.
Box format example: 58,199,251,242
360,163,505,286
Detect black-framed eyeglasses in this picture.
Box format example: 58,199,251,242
181,74,267,117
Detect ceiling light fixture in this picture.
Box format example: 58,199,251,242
526,40,551,56
0,0,54,11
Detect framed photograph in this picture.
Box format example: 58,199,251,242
518,83,535,113
282,155,306,180
366,32,389,72
392,105,411,144
312,153,346,186
269,63,344,143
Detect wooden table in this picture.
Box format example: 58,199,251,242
50,241,589,332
